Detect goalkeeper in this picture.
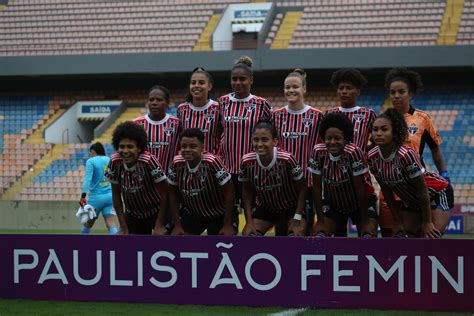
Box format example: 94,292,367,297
78,142,118,234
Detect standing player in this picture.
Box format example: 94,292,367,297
273,68,324,233
106,122,169,235
168,128,236,235
369,109,453,238
177,68,222,155
219,56,272,224
134,85,180,175
327,68,377,236
308,113,378,237
239,120,307,236
385,67,449,176
327,68,376,152
79,142,117,235
379,67,450,236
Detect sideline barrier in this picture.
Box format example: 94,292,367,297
0,235,472,312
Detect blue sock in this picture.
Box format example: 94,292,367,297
80,226,91,234
108,226,118,235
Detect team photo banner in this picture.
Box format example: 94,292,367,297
0,235,472,312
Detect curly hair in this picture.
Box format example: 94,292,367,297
384,67,423,95
148,85,170,102
112,121,148,152
182,128,205,144
232,55,253,77
254,119,277,138
285,68,307,86
330,68,367,89
376,108,408,148
319,113,354,142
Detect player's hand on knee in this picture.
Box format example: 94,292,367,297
153,225,168,236
171,224,185,236
289,220,306,237
219,224,236,236
421,222,442,239
242,222,257,236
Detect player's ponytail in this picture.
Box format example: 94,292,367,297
286,68,307,86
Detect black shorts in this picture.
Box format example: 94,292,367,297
180,209,238,235
322,195,378,227
125,212,159,235
402,184,454,213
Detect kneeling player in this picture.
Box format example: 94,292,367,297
369,109,453,238
168,128,236,235
107,121,169,235
240,120,307,236
309,113,378,237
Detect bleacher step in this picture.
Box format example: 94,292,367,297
1,144,68,200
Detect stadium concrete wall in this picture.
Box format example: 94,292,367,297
0,201,110,230
1,46,473,76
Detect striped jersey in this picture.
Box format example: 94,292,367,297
106,151,167,218
177,99,222,155
168,153,231,219
273,105,324,185
404,107,443,157
326,106,376,152
219,93,272,173
367,145,448,208
133,113,180,174
239,148,304,212
308,143,374,213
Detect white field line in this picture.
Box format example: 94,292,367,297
268,308,308,316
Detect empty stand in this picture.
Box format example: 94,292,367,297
457,0,474,44
0,0,250,56
275,0,447,49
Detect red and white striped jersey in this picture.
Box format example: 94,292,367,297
168,153,231,219
326,106,376,153
219,93,272,173
106,151,167,218
368,145,448,207
133,113,180,174
177,100,222,155
273,105,324,185
239,148,304,212
308,143,374,213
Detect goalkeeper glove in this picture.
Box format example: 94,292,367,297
79,193,87,207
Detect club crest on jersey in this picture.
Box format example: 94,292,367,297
302,118,313,127
163,127,174,136
339,162,349,173
204,113,215,123
245,102,256,111
198,171,208,183
271,169,283,179
131,170,144,182
302,112,314,127
408,125,419,136
353,114,365,123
